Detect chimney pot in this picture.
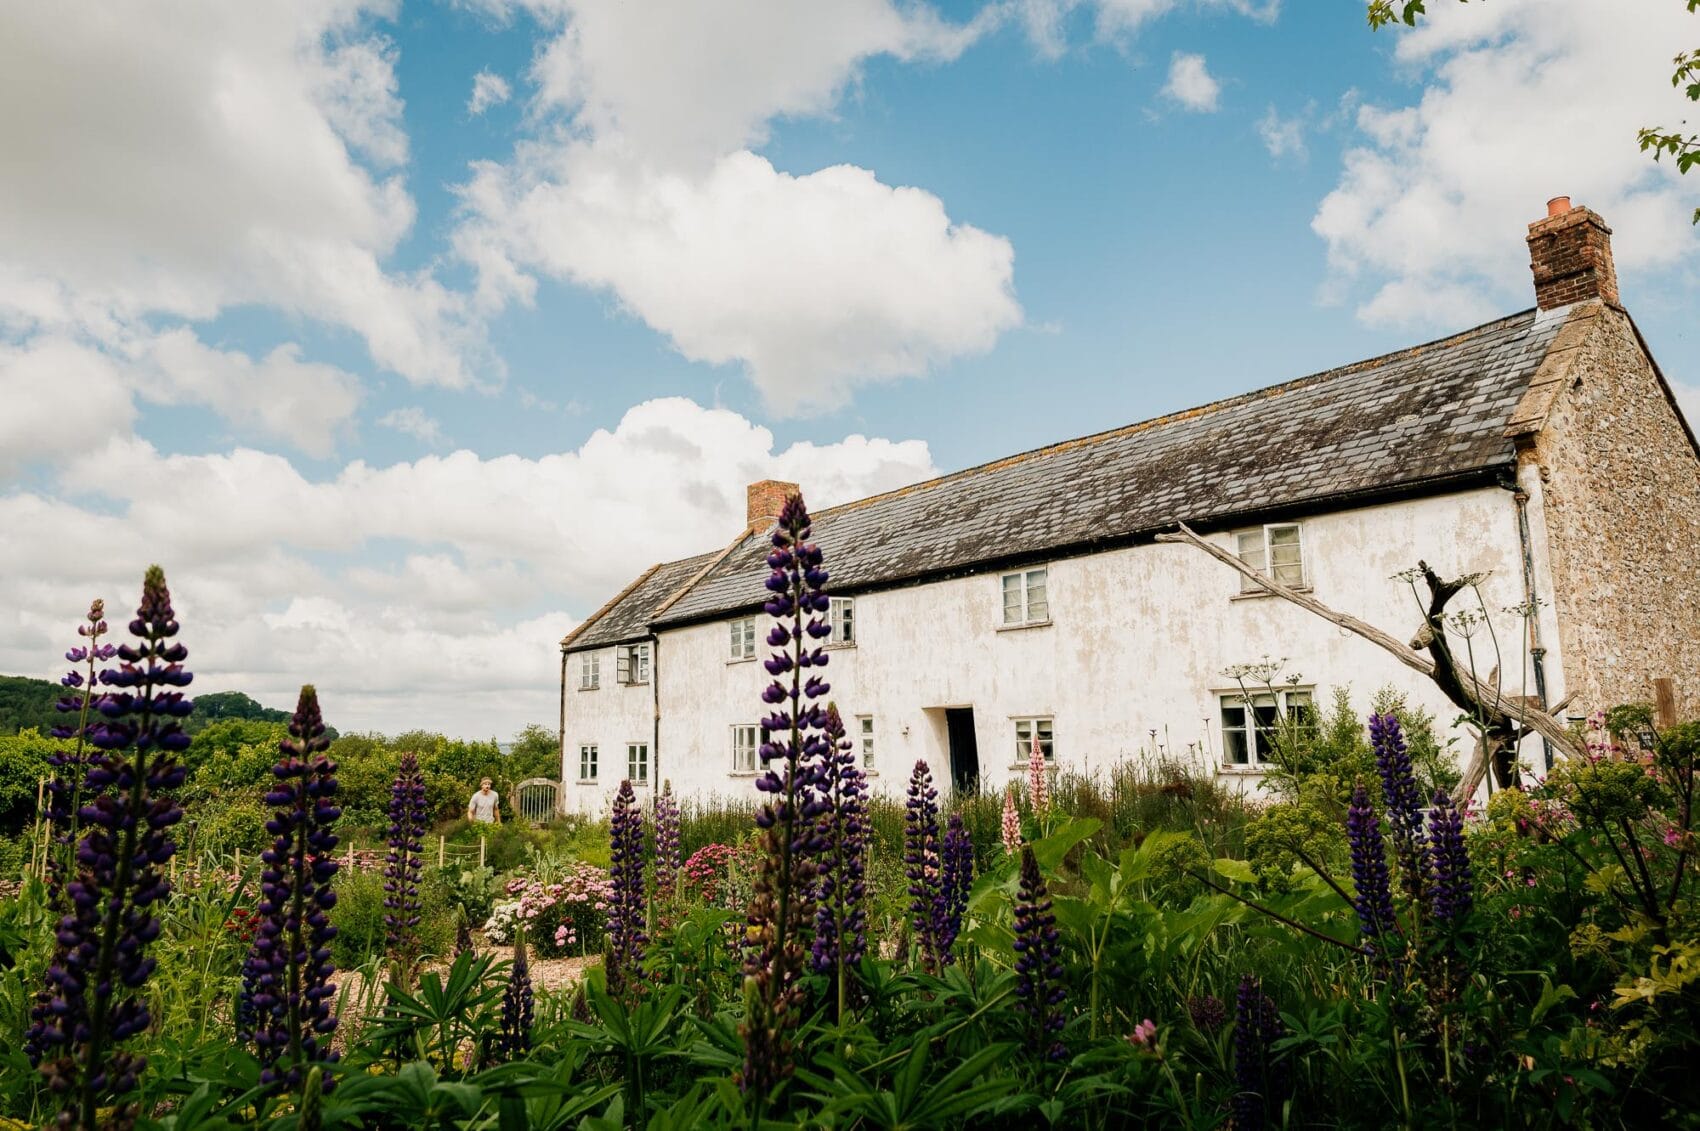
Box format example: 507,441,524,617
1546,195,1571,217
746,479,799,528
1527,199,1619,310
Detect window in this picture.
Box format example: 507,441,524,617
1001,567,1050,626
732,724,760,773
578,744,599,781
1014,717,1054,763
578,652,600,690
1219,689,1314,766
616,642,651,684
627,742,650,784
1234,524,1306,592
729,617,757,661
857,715,875,769
828,597,856,645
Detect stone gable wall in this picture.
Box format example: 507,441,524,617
1525,306,1700,719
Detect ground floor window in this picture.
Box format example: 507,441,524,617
1219,688,1314,767
627,741,650,784
578,744,598,781
1014,716,1054,763
732,724,759,773
858,715,874,769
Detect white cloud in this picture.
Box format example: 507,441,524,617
1163,52,1220,111
1094,0,1277,39
1675,381,1700,434
0,2,486,389
377,406,448,446
467,69,512,116
0,398,938,734
1258,104,1306,158
1312,1,1700,330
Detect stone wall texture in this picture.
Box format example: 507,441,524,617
1524,303,1700,719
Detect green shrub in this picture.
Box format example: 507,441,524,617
330,866,456,968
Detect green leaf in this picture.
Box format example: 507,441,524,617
1212,857,1258,885
1030,818,1102,870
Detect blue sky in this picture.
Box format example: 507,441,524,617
1,0,1695,736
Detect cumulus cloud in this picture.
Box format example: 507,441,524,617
1,398,938,733
467,69,511,116
1312,1,1700,330
1258,104,1306,158
377,406,448,446
1675,381,1700,434
1094,0,1278,38
1163,52,1220,111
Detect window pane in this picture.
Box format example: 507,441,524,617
1236,532,1267,571
1223,727,1249,764
1027,593,1049,622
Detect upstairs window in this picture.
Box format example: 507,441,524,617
578,744,598,781
1014,716,1055,763
1220,688,1314,766
1001,567,1049,626
627,742,650,784
857,715,875,769
578,652,600,690
729,617,757,661
616,642,651,685
1235,524,1306,592
732,724,760,773
828,597,855,645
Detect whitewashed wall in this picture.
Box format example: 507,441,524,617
559,643,657,815
568,485,1570,808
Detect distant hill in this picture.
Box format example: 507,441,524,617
0,675,326,737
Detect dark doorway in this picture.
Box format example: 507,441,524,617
945,708,980,794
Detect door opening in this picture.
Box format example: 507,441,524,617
945,707,980,795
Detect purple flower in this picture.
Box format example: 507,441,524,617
243,685,342,1094
1371,712,1427,902
740,491,834,1101
1232,974,1288,1131
1426,791,1474,927
812,705,869,988
1347,784,1397,950
496,937,534,1060
1186,993,1226,1034
1013,847,1066,1062
606,779,648,1000
654,780,682,920
39,599,118,901
28,570,192,1129
904,760,944,972
384,753,428,966
936,814,973,962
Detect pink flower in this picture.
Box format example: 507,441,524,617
1128,1019,1158,1050
1027,734,1049,812
1001,786,1022,855
1665,826,1683,848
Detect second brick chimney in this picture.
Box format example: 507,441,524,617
1527,196,1619,310
746,479,799,528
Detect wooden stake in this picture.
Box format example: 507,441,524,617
1654,677,1678,731
479,835,486,870
439,835,446,869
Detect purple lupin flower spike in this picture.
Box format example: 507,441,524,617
936,813,973,964
654,780,682,922
1426,791,1474,927
384,753,428,968
1347,784,1398,956
1232,974,1288,1131
812,705,869,989
606,779,648,1000
904,759,943,972
1013,846,1066,1062
739,491,834,1101
244,685,342,1094
29,567,191,1131
496,936,533,1060
1371,712,1427,903
40,599,117,899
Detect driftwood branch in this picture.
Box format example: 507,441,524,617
1156,522,1584,794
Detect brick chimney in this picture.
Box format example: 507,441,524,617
746,479,798,528
1527,196,1619,310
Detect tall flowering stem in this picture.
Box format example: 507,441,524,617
1232,974,1289,1131
740,492,833,1102
1027,735,1049,813
384,753,428,970
1426,791,1474,928
606,779,648,1000
496,936,534,1060
1001,785,1022,856
1013,847,1066,1062
1347,784,1399,961
937,814,973,962
29,569,192,1130
1371,712,1427,904
246,686,342,1094
40,600,117,899
653,780,682,923
812,705,869,1015
904,760,944,972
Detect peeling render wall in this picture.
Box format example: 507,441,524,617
565,486,1556,809
1525,306,1700,718
560,643,656,814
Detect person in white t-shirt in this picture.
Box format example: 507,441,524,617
467,778,501,824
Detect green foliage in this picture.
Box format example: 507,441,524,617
0,728,54,831
331,867,457,969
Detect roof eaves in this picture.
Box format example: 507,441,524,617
559,562,663,650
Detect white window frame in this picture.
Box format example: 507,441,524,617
857,715,875,770
1218,687,1315,768
729,617,757,662
578,743,598,782
826,597,856,645
616,642,651,685
1013,716,1055,765
1000,567,1050,627
1234,523,1306,593
731,724,760,774
627,741,650,785
578,652,600,690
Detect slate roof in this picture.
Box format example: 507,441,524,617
563,550,721,650
566,304,1574,649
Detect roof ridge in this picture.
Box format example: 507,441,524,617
649,531,757,622
560,562,663,648
812,306,1538,523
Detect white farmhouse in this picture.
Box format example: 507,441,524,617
556,200,1700,811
